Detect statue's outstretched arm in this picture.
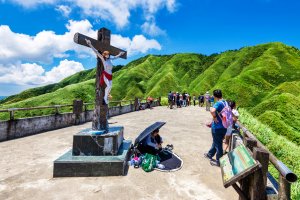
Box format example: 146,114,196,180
110,51,125,60
85,39,105,64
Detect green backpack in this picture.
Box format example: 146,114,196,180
141,153,157,172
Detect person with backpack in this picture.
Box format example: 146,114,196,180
204,89,232,167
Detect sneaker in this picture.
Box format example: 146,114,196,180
210,160,220,167
204,153,212,160
157,164,165,169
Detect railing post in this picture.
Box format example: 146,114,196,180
239,137,257,200
249,147,269,200
278,175,291,200
73,100,83,125
134,97,138,111
243,137,257,152
119,101,122,114
9,109,14,120
55,106,60,115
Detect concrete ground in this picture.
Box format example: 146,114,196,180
0,106,238,200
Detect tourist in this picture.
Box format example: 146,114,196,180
183,93,187,107
223,100,239,153
205,91,210,111
188,94,191,106
210,96,215,107
204,89,227,167
138,129,163,155
85,39,124,105
172,92,176,108
146,96,153,109
176,92,181,108
168,91,173,109
193,95,196,106
179,93,183,107
199,94,204,107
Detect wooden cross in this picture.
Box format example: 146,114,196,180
74,28,127,132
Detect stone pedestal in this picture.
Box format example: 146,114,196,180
53,140,131,177
53,126,131,177
72,127,124,156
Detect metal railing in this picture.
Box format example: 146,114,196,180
0,97,161,120
0,104,73,120
235,121,298,199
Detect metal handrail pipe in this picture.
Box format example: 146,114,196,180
237,121,298,183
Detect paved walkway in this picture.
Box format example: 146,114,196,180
0,106,238,200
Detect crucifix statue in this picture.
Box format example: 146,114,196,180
74,28,127,132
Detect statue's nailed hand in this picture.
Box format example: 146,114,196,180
85,39,91,45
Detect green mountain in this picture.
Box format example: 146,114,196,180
1,42,300,141
1,42,300,197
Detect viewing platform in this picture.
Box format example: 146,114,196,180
0,106,237,200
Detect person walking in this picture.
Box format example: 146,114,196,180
182,93,187,107
193,95,196,106
176,92,181,108
204,89,227,166
205,91,210,111
200,94,204,107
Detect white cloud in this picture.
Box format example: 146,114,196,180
0,59,84,86
8,0,57,8
0,19,161,64
141,21,166,36
6,0,177,31
55,5,71,17
131,35,162,54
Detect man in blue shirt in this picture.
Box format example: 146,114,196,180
204,89,227,166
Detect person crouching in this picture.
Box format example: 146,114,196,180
138,129,163,155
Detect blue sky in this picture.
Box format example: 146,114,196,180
0,0,300,96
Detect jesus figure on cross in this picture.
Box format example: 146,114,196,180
85,39,125,105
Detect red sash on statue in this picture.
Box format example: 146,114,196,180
100,71,113,86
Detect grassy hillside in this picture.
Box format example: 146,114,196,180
1,43,300,139
0,65,123,105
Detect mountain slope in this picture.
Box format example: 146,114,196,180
1,42,300,143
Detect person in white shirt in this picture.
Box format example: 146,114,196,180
205,91,210,111
85,39,125,105
223,100,239,153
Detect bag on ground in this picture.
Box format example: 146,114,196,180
141,153,157,172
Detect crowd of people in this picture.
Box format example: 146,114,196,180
167,91,217,109
167,89,240,167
